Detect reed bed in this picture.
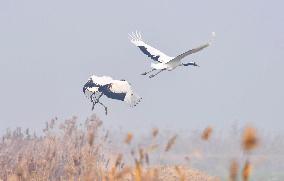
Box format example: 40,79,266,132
0,115,263,181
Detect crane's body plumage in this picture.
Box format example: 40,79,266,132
130,31,214,78
83,74,141,114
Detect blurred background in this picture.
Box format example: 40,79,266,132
0,0,284,134
0,0,284,179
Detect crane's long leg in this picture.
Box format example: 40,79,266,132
98,101,108,115
149,69,165,78
90,94,97,110
91,93,103,111
183,62,200,67
141,69,155,75
92,98,108,115
92,102,96,110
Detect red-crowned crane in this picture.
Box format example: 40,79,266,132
83,74,141,114
130,31,215,78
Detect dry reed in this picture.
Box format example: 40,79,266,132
242,160,252,181
124,132,133,145
229,160,239,181
0,115,229,181
165,134,178,152
201,126,213,141
242,126,259,152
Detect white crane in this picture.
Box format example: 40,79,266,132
129,31,215,78
83,74,142,114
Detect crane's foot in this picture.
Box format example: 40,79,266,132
104,107,108,115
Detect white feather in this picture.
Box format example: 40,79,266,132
130,31,215,78
84,74,141,107
129,32,173,63
109,80,142,107
89,75,114,86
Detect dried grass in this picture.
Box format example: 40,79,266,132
124,132,133,145
242,160,252,181
165,134,178,152
152,128,159,138
0,115,261,181
229,160,238,181
201,126,213,141
242,126,259,152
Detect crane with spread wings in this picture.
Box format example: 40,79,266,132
130,31,215,78
83,74,142,114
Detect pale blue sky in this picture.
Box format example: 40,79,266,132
0,0,283,133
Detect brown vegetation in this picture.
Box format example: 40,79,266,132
229,160,238,181
0,115,219,181
242,126,259,152
201,126,213,141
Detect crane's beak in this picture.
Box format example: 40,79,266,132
193,62,200,67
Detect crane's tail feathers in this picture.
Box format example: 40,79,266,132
132,96,142,107
125,92,142,107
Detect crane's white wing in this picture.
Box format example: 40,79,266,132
129,31,173,63
83,75,141,107
106,80,142,107
89,75,114,86
167,32,215,64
